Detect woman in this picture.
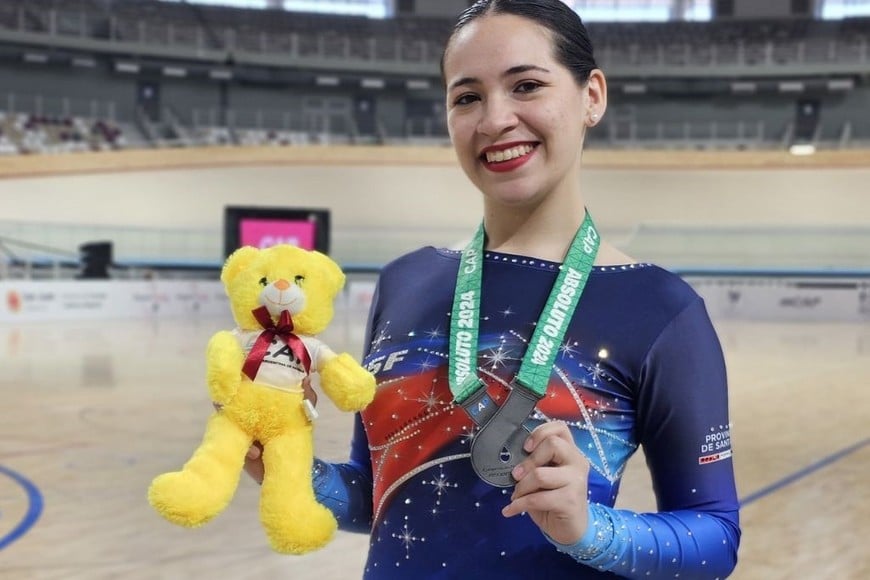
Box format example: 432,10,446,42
247,1,741,577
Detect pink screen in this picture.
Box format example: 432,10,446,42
239,218,316,250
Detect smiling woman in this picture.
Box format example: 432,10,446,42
230,1,741,579
441,8,606,258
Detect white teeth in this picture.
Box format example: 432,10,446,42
485,144,533,163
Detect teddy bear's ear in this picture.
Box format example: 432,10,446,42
312,251,346,292
221,246,260,286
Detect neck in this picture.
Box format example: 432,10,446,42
483,193,587,263
481,195,636,267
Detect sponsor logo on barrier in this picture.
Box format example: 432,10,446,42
60,291,106,310
779,296,821,309
6,290,21,313
174,292,201,311
0,280,239,321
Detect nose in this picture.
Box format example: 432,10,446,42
274,279,290,291
477,96,518,138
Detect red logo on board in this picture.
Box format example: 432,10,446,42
6,291,21,313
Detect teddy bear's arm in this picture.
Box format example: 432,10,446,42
206,330,245,405
318,352,376,412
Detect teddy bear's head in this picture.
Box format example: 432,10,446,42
220,245,345,336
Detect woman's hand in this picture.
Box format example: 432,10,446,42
501,421,590,545
243,441,265,484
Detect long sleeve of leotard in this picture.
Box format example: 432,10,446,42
311,282,381,534
312,414,374,533
547,297,740,578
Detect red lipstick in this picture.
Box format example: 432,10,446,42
480,142,537,173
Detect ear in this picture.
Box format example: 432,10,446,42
585,69,607,127
312,251,346,293
221,246,259,286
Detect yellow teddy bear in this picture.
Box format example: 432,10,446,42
148,244,376,554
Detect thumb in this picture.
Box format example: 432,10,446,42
246,442,263,460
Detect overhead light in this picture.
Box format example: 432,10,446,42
730,81,756,94
316,76,340,86
209,69,233,80
72,57,96,68
23,53,48,64
827,78,854,91
360,78,385,89
778,81,805,93
622,83,647,94
789,144,816,156
162,66,187,78
406,79,430,90
115,61,140,74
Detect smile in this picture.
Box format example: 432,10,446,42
483,143,535,163
480,143,537,172
266,296,297,307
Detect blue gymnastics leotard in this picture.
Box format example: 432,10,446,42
314,247,740,579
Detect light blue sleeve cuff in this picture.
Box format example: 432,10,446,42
311,458,373,533
546,502,615,561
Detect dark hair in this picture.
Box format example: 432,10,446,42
441,0,599,87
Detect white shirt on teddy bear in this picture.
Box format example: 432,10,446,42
232,329,335,394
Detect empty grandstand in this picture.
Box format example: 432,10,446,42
0,0,867,151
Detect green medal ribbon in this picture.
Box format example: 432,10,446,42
448,211,600,486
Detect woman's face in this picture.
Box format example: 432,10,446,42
443,13,605,209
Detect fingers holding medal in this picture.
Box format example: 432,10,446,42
501,421,591,546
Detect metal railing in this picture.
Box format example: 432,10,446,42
623,224,870,272
3,219,869,280
2,92,116,122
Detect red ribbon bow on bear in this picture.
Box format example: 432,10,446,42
242,305,312,381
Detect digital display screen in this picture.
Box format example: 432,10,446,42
224,207,330,257
238,218,317,250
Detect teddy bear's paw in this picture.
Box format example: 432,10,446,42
148,471,229,528
319,353,376,411
262,502,337,555
206,331,244,404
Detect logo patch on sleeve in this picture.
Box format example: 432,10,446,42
698,425,732,465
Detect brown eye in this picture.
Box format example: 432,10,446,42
454,93,479,106
294,275,305,285
259,277,268,286
515,81,542,94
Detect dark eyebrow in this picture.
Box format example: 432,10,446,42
447,64,551,92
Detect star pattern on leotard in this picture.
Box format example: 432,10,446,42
365,313,636,526
421,464,459,516
390,513,425,562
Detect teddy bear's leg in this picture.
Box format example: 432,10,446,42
148,412,252,527
259,430,337,554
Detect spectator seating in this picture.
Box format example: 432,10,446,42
3,1,864,68
0,111,126,154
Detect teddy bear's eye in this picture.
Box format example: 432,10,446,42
294,275,305,285
259,277,268,287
